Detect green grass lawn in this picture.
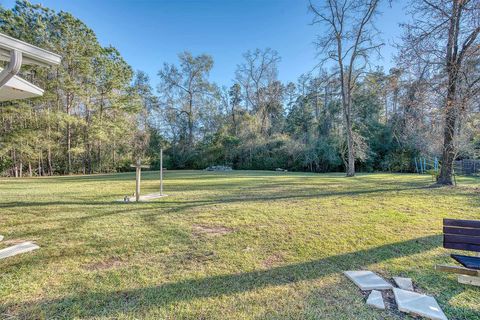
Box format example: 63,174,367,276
0,171,479,319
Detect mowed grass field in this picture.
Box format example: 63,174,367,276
0,171,479,319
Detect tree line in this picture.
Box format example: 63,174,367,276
1,0,479,185
0,1,149,176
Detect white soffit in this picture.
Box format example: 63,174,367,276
0,32,60,101
0,68,44,102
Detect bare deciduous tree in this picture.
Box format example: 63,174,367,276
401,0,480,185
157,52,214,147
309,0,383,176
235,48,282,135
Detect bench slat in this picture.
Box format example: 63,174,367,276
444,242,480,252
444,219,480,229
444,226,480,237
435,264,480,276
444,234,480,245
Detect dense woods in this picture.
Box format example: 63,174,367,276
1,0,479,185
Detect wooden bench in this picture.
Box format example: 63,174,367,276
435,219,480,286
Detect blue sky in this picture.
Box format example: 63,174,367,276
4,0,407,87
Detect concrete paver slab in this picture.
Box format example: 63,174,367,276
344,271,393,290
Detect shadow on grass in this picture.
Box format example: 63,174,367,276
0,184,431,210
0,183,450,236
2,235,443,318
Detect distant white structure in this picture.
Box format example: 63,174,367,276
0,32,61,101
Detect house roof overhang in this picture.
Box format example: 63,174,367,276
0,67,44,102
0,32,61,102
0,33,61,67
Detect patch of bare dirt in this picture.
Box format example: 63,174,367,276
184,250,216,262
84,256,124,271
263,252,285,268
192,225,233,236
456,185,480,192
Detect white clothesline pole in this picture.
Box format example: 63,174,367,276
160,148,163,196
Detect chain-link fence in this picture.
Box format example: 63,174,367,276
454,160,480,176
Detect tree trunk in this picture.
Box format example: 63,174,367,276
38,152,42,176
188,95,194,146
46,107,53,176
66,92,73,174
345,100,355,177
112,112,117,170
12,149,17,177
336,33,355,177
98,96,104,173
97,144,102,172
67,122,72,174
188,116,194,146
438,86,457,185
232,108,237,136
113,139,116,170
340,76,355,177
384,93,388,123
260,109,268,135
438,0,460,186
88,144,93,174
47,147,53,175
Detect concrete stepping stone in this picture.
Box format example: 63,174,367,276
366,290,385,310
393,288,448,320
394,277,414,291
140,193,168,200
117,193,168,203
0,242,39,260
344,271,393,290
